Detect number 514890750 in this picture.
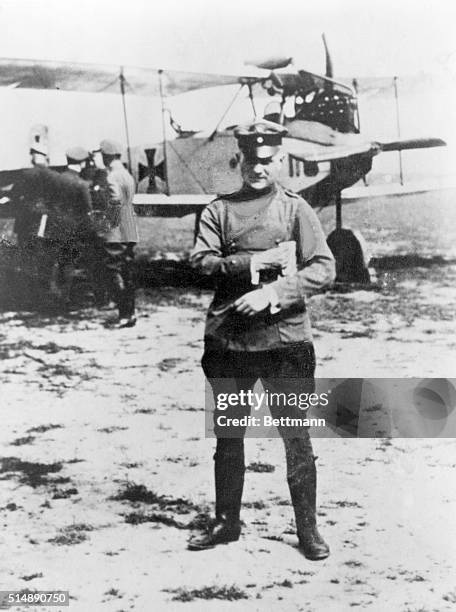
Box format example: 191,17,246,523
0,591,69,606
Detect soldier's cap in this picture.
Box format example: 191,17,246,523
30,143,48,156
234,119,288,159
65,146,90,164
99,139,123,156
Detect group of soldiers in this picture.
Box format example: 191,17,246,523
11,139,138,327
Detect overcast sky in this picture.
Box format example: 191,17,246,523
0,0,454,170
1,0,455,78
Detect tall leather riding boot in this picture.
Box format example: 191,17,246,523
214,438,245,523
122,246,136,319
107,271,124,311
119,286,135,320
188,439,244,550
285,439,330,560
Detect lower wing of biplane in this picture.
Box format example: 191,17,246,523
283,118,446,163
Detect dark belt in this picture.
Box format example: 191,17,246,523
259,269,281,282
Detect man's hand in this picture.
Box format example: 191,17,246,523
234,288,271,316
252,246,289,272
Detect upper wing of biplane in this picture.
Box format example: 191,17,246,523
0,57,266,97
0,56,354,100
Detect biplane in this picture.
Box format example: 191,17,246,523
0,36,446,282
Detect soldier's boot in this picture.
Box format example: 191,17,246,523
188,439,244,551
57,263,75,309
286,441,330,561
48,261,62,298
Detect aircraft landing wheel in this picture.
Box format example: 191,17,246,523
327,227,371,284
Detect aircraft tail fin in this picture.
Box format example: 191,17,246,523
322,33,334,79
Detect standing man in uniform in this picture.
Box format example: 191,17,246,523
80,150,111,307
12,143,52,249
99,139,138,328
50,147,93,305
60,146,93,238
188,120,335,560
11,143,63,301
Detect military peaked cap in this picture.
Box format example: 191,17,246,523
100,139,123,156
66,146,90,164
234,119,288,159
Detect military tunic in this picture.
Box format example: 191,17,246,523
188,120,331,559
11,166,63,245
190,183,335,350
101,159,138,244
100,159,138,321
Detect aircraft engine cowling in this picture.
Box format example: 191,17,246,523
294,89,359,134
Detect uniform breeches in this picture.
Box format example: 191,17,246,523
202,343,318,526
103,242,136,318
